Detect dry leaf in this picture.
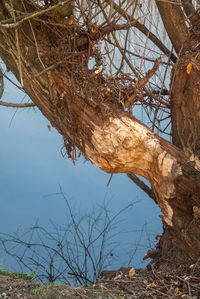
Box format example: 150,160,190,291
170,279,178,285
174,287,179,295
129,267,135,277
105,87,111,94
189,264,195,269
114,272,123,280
186,63,192,74
146,283,157,289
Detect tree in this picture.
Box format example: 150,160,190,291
0,0,200,267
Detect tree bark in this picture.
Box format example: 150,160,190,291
171,14,200,162
0,1,200,266
159,7,200,267
156,0,188,54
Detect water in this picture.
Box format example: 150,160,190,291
0,71,162,284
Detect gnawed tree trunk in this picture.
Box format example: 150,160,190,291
0,0,200,267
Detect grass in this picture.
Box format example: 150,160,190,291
32,284,61,299
0,265,36,282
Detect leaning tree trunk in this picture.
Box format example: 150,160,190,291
0,1,200,266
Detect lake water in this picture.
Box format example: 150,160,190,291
0,72,162,283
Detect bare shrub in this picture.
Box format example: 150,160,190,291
0,188,139,286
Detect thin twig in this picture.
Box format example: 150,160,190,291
103,0,177,62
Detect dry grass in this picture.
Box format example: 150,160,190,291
0,264,200,298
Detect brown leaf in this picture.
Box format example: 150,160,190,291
174,287,179,295
186,63,192,74
146,283,157,289
129,267,135,277
114,272,123,280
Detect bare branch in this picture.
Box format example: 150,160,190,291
127,173,157,204
103,0,177,62
0,193,136,285
0,100,35,108
0,0,71,28
75,21,140,49
155,0,188,53
124,58,161,109
0,67,3,99
3,73,23,91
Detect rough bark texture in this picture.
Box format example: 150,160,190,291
159,8,200,267
159,9,200,267
0,1,200,267
171,16,200,162
181,0,195,18
156,0,188,54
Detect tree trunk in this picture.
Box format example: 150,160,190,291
171,22,200,162
161,13,200,267
0,1,200,267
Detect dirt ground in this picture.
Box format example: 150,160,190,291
0,265,200,298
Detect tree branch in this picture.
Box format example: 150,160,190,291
0,0,70,28
127,173,157,203
0,100,35,108
181,0,195,19
155,0,188,54
103,0,177,62
75,21,142,49
124,58,161,109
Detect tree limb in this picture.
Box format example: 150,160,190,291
181,0,195,19
124,58,161,108
155,0,188,54
0,100,35,108
127,173,157,203
0,0,70,28
75,21,144,49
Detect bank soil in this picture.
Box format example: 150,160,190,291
0,265,200,298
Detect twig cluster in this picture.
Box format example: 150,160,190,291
0,189,137,286
0,0,174,136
